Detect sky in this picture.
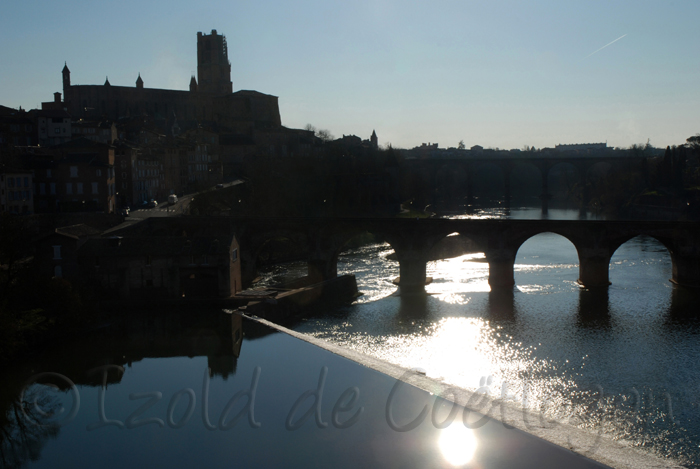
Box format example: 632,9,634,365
1,0,699,150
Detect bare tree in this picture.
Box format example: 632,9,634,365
317,129,334,143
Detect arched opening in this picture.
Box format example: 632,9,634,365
509,162,542,208
547,162,581,213
427,232,489,295
514,232,579,292
334,230,399,302
246,231,309,289
471,162,505,206
586,161,643,219
435,165,468,212
400,170,432,213
609,235,672,289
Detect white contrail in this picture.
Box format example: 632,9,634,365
585,34,627,59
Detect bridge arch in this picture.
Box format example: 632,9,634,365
324,229,400,296
470,161,507,202
513,232,580,288
435,164,468,208
509,161,542,199
608,234,675,287
241,227,310,286
547,162,582,200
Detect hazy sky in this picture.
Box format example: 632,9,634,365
1,0,699,150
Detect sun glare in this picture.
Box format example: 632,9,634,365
438,423,478,466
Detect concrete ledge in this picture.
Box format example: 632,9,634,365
239,312,685,469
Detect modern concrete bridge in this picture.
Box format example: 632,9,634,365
127,217,700,293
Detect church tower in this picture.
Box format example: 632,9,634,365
197,30,232,94
62,62,70,102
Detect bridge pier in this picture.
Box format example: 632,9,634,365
540,175,550,216
396,252,428,294
486,250,516,289
466,170,474,209
578,255,611,288
671,255,700,288
504,179,511,209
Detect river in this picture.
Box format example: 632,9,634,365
256,203,700,467
2,203,698,467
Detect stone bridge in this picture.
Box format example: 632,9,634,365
129,217,700,293
402,154,644,212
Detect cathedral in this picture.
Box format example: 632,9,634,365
59,30,281,132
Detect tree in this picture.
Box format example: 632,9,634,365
686,134,700,153
317,129,334,143
303,124,333,143
457,140,465,150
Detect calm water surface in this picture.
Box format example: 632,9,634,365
259,206,700,467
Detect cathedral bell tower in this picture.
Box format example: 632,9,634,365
62,62,71,103
197,30,233,94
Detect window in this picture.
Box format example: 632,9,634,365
54,266,62,278
70,166,78,177
40,183,46,195
96,169,102,177
92,182,98,194
146,255,152,266
46,169,52,178
50,183,56,195
231,248,238,262
77,183,83,194
54,128,61,135
23,177,28,187
53,245,62,260
66,183,72,195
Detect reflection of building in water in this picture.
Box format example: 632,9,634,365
118,311,240,379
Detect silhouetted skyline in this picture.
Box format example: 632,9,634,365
1,0,699,150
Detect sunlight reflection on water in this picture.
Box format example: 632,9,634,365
253,223,700,466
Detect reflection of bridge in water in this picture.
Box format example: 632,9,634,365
131,217,700,293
